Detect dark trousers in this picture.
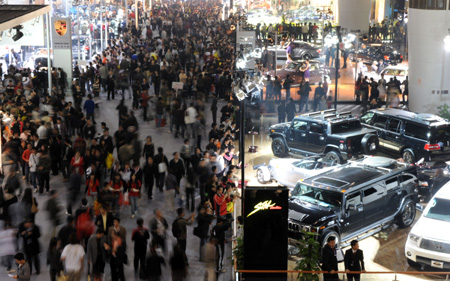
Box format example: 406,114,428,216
61,160,70,179
145,176,154,199
323,274,340,281
285,89,291,101
108,87,115,100
216,242,225,271
347,273,360,281
196,135,202,150
152,235,166,253
26,252,40,274
185,188,195,213
157,173,165,192
177,238,188,262
38,172,50,193
110,256,125,281
211,110,217,124
134,249,146,272
93,258,105,276
143,106,148,121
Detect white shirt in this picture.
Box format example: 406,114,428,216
61,244,85,272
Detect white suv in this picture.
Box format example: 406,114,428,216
405,181,450,270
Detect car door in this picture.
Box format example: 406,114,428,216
384,175,403,216
286,120,308,150
341,191,365,238
361,182,386,226
384,118,403,153
308,122,327,153
369,114,389,149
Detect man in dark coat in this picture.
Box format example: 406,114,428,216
344,240,365,281
286,98,297,121
18,219,41,275
321,236,339,281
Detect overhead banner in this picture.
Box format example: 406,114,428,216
51,17,72,49
0,16,45,47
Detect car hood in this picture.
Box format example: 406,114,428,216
288,197,337,225
411,216,450,241
332,127,377,137
270,122,291,130
269,158,298,167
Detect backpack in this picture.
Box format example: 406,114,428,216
76,207,95,241
172,218,181,238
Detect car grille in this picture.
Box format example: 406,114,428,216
288,221,310,233
419,239,450,254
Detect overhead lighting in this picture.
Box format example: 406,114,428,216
12,25,24,42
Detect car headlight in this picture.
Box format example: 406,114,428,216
409,233,420,243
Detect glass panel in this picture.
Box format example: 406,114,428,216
427,0,436,9
437,0,446,9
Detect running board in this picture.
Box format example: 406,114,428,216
341,222,393,247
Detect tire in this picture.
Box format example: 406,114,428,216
321,230,340,248
302,53,311,60
402,149,416,164
272,138,288,158
396,199,416,228
256,168,268,184
324,151,344,164
361,134,379,155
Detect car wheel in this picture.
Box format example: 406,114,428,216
361,134,379,155
324,151,344,164
321,230,340,248
302,53,311,60
396,199,416,228
256,168,268,184
402,149,416,164
272,138,288,157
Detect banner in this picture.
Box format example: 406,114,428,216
0,16,45,47
51,17,72,49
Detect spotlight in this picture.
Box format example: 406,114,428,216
12,25,24,42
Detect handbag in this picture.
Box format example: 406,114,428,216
158,156,167,173
31,198,38,214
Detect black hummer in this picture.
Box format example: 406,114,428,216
288,156,419,247
269,109,379,163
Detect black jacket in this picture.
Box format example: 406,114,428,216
196,213,214,239
95,213,114,233
321,244,338,277
344,249,365,271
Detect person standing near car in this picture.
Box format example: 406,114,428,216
322,236,339,281
344,240,365,281
286,98,297,121
312,82,326,111
283,75,293,101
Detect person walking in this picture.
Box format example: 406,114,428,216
321,236,339,281
173,208,195,263
145,245,165,281
61,234,85,281
154,147,169,193
18,219,40,275
83,94,96,124
46,238,62,281
170,244,188,281
344,240,365,281
131,218,150,274
149,209,168,253
87,229,108,280
196,205,214,261
104,230,126,281
313,82,326,111
164,169,179,212
212,217,231,273
286,98,297,121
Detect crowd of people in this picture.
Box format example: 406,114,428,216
0,0,246,280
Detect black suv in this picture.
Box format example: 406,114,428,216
360,108,450,163
269,110,379,163
349,43,403,66
288,156,419,247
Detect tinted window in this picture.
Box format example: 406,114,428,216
400,174,414,183
424,198,450,222
331,120,362,133
430,125,450,142
373,115,388,129
363,184,385,204
387,118,401,133
404,122,428,140
292,120,307,130
385,177,398,191
346,192,361,209
310,122,324,134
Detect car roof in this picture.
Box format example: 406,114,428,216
367,108,448,126
301,157,413,192
295,109,358,123
434,181,450,199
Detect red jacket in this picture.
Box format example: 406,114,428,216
71,156,84,175
214,193,230,217
86,178,99,196
129,180,141,197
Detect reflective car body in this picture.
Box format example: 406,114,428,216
255,157,337,189
265,59,336,85
268,40,321,61
349,43,403,65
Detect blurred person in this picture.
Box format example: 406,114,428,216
164,168,179,212
143,157,157,200
131,218,150,274
196,205,214,261
322,236,339,281
57,216,76,249
18,219,40,275
145,245,165,281
46,237,62,281
61,234,85,281
104,230,126,281
212,217,231,273
170,244,187,281
173,208,195,263
0,223,17,273
95,205,114,234
149,209,168,253
87,229,107,279
154,147,169,192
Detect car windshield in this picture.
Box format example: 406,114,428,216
424,198,450,222
331,120,362,134
291,183,342,210
284,62,299,71
430,125,450,143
